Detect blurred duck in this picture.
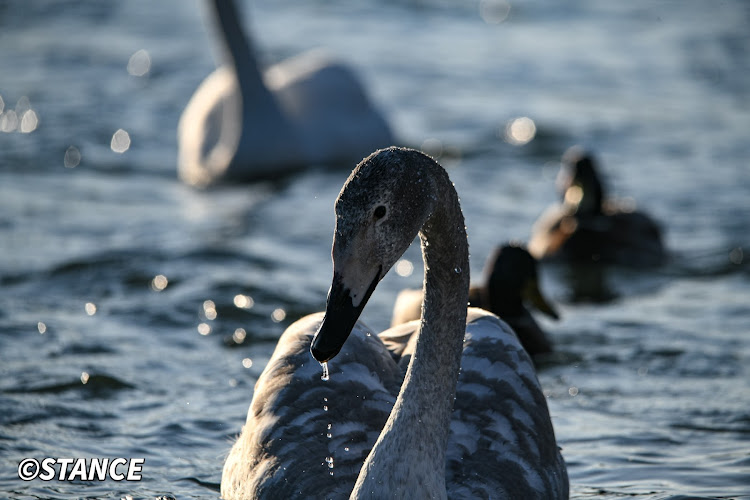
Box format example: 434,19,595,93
529,146,666,267
178,0,394,187
391,243,559,358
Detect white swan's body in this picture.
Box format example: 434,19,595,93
221,148,568,498
178,0,394,187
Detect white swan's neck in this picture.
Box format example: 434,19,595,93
352,170,470,499
210,0,273,105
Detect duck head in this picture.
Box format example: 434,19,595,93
557,146,605,216
485,243,559,320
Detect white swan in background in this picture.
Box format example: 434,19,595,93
221,147,568,498
178,0,394,187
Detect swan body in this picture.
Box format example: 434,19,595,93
222,147,568,498
529,146,666,267
178,0,394,187
391,243,560,358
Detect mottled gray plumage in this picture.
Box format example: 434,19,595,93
222,147,568,499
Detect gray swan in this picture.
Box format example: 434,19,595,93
178,0,394,187
390,243,560,359
221,147,568,498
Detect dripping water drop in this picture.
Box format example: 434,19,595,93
320,361,329,381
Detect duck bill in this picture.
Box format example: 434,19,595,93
311,270,380,363
523,279,560,320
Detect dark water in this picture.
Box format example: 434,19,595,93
1,0,749,498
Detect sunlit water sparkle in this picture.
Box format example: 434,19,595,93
1,0,749,498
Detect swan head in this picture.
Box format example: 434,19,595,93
311,147,440,362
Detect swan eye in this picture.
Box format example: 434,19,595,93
373,205,387,220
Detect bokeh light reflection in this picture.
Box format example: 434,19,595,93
20,110,38,133
271,308,286,322
111,129,131,153
64,146,81,168
197,323,211,335
85,302,97,316
37,322,47,334
233,294,254,309
151,274,168,291
564,185,584,206
0,110,18,132
127,49,151,77
232,328,247,344
479,0,511,24
729,247,744,265
0,96,39,134
503,116,536,146
420,138,443,160
395,259,414,277
203,300,217,320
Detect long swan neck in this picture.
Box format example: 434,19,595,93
413,180,471,461
210,0,269,100
352,168,470,499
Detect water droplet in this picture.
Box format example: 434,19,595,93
323,406,328,412
344,447,350,452
454,267,462,274
320,361,329,381
325,456,334,469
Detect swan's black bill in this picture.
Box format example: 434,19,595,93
311,270,380,363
